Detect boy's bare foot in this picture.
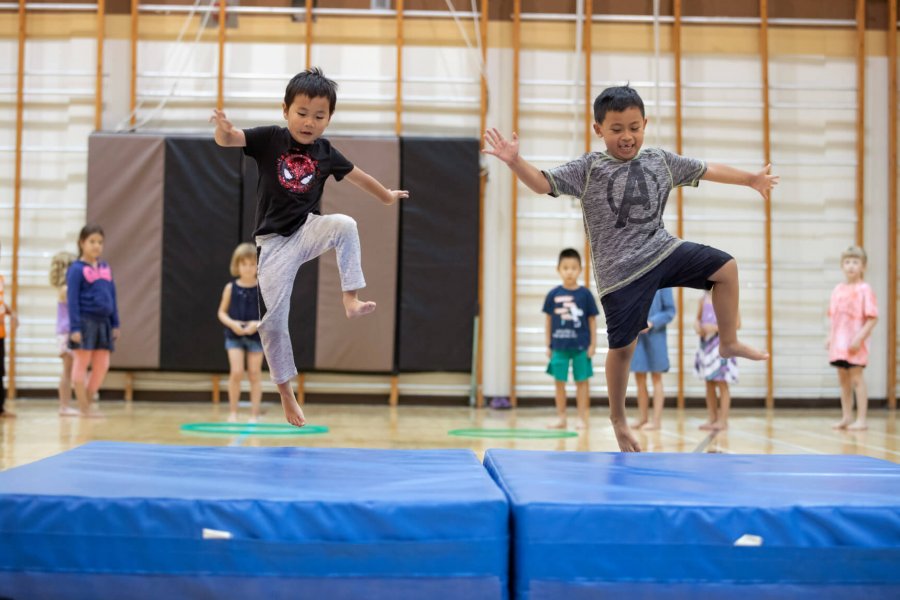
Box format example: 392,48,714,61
612,421,641,452
280,394,307,427
630,418,648,430
643,421,661,431
847,421,867,431
713,421,729,431
226,412,238,423
546,419,567,429
575,418,589,430
59,406,79,417
719,340,768,361
344,297,376,319
832,419,851,430
699,421,717,431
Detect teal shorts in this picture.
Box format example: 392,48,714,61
546,349,593,382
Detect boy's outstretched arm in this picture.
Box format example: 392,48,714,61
344,167,409,205
482,128,551,195
702,163,779,200
209,109,246,147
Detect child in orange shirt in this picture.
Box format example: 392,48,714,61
0,242,19,417
827,245,878,431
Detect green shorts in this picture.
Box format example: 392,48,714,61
546,349,593,382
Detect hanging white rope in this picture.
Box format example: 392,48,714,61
573,0,584,154
442,0,488,82
114,0,216,131
653,0,661,146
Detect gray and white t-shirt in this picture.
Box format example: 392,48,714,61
543,148,706,298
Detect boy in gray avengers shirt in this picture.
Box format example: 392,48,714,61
484,85,777,452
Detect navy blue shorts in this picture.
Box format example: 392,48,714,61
68,316,115,351
601,242,733,349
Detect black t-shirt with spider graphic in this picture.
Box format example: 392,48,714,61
243,126,355,237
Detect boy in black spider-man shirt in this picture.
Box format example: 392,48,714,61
211,67,409,428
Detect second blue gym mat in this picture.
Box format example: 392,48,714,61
484,449,900,599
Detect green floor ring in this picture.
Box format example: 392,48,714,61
447,428,578,439
181,423,329,436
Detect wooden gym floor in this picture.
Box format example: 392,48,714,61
0,398,897,470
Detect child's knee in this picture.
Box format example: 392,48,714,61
332,214,358,235
229,368,245,380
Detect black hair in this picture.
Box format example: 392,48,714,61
593,85,645,124
77,223,104,258
558,248,581,265
284,67,338,114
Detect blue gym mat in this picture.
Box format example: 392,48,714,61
0,442,509,599
484,449,900,599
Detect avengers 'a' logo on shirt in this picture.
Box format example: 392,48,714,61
277,151,319,194
606,160,663,228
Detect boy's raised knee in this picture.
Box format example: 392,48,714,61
333,214,358,234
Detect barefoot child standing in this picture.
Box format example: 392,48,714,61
543,248,598,430
827,245,878,431
217,243,264,424
211,67,409,427
693,291,738,431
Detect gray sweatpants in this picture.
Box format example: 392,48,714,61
256,213,366,384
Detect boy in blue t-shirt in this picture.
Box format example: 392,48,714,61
543,248,599,430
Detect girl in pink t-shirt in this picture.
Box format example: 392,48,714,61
827,246,878,431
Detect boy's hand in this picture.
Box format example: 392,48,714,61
230,323,245,336
587,344,596,358
243,321,259,335
385,189,410,205
482,128,520,165
750,164,779,200
209,109,234,133
70,332,82,345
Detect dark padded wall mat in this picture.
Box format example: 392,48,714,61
159,137,243,372
242,155,317,371
87,133,165,369
315,137,399,373
398,138,479,372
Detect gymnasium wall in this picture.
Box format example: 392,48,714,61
84,133,479,375
0,3,897,401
